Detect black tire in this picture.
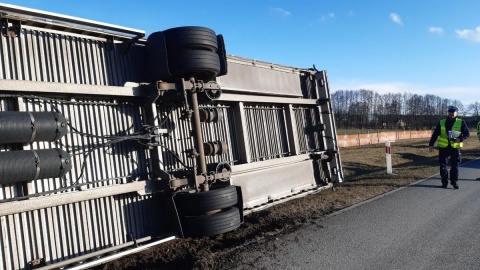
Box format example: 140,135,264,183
216,34,228,76
181,207,242,237
145,31,173,82
169,50,220,80
163,26,218,52
174,185,238,215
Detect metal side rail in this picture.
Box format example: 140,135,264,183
37,235,177,270
243,182,334,215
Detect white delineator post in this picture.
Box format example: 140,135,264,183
385,141,392,174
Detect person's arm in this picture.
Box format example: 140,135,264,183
429,124,440,146
459,121,469,141
429,123,441,151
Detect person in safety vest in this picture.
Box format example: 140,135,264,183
428,105,470,189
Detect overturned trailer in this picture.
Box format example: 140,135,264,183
0,3,344,270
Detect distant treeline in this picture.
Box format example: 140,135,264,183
331,90,480,130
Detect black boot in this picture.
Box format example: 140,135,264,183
441,179,448,188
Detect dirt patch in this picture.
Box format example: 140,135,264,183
95,138,480,270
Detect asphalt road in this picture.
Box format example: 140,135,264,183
235,158,480,270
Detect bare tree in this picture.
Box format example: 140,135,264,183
332,89,470,130
467,101,480,119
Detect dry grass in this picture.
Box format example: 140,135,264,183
96,138,480,270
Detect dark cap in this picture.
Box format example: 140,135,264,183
447,106,458,112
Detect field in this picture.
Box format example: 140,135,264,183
96,137,480,270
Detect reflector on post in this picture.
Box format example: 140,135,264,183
385,141,392,174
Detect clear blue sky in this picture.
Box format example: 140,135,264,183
2,0,480,108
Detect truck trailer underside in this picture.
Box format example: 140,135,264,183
0,3,343,269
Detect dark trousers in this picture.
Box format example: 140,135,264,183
439,147,461,184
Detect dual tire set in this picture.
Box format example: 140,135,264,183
173,185,241,237
147,26,227,82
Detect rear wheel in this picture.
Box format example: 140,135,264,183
169,50,220,80
174,185,238,215
163,26,218,52
216,34,228,76
181,207,242,237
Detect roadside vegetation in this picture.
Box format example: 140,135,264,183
332,89,480,130
97,137,480,270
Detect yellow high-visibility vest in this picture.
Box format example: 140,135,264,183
438,118,463,148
